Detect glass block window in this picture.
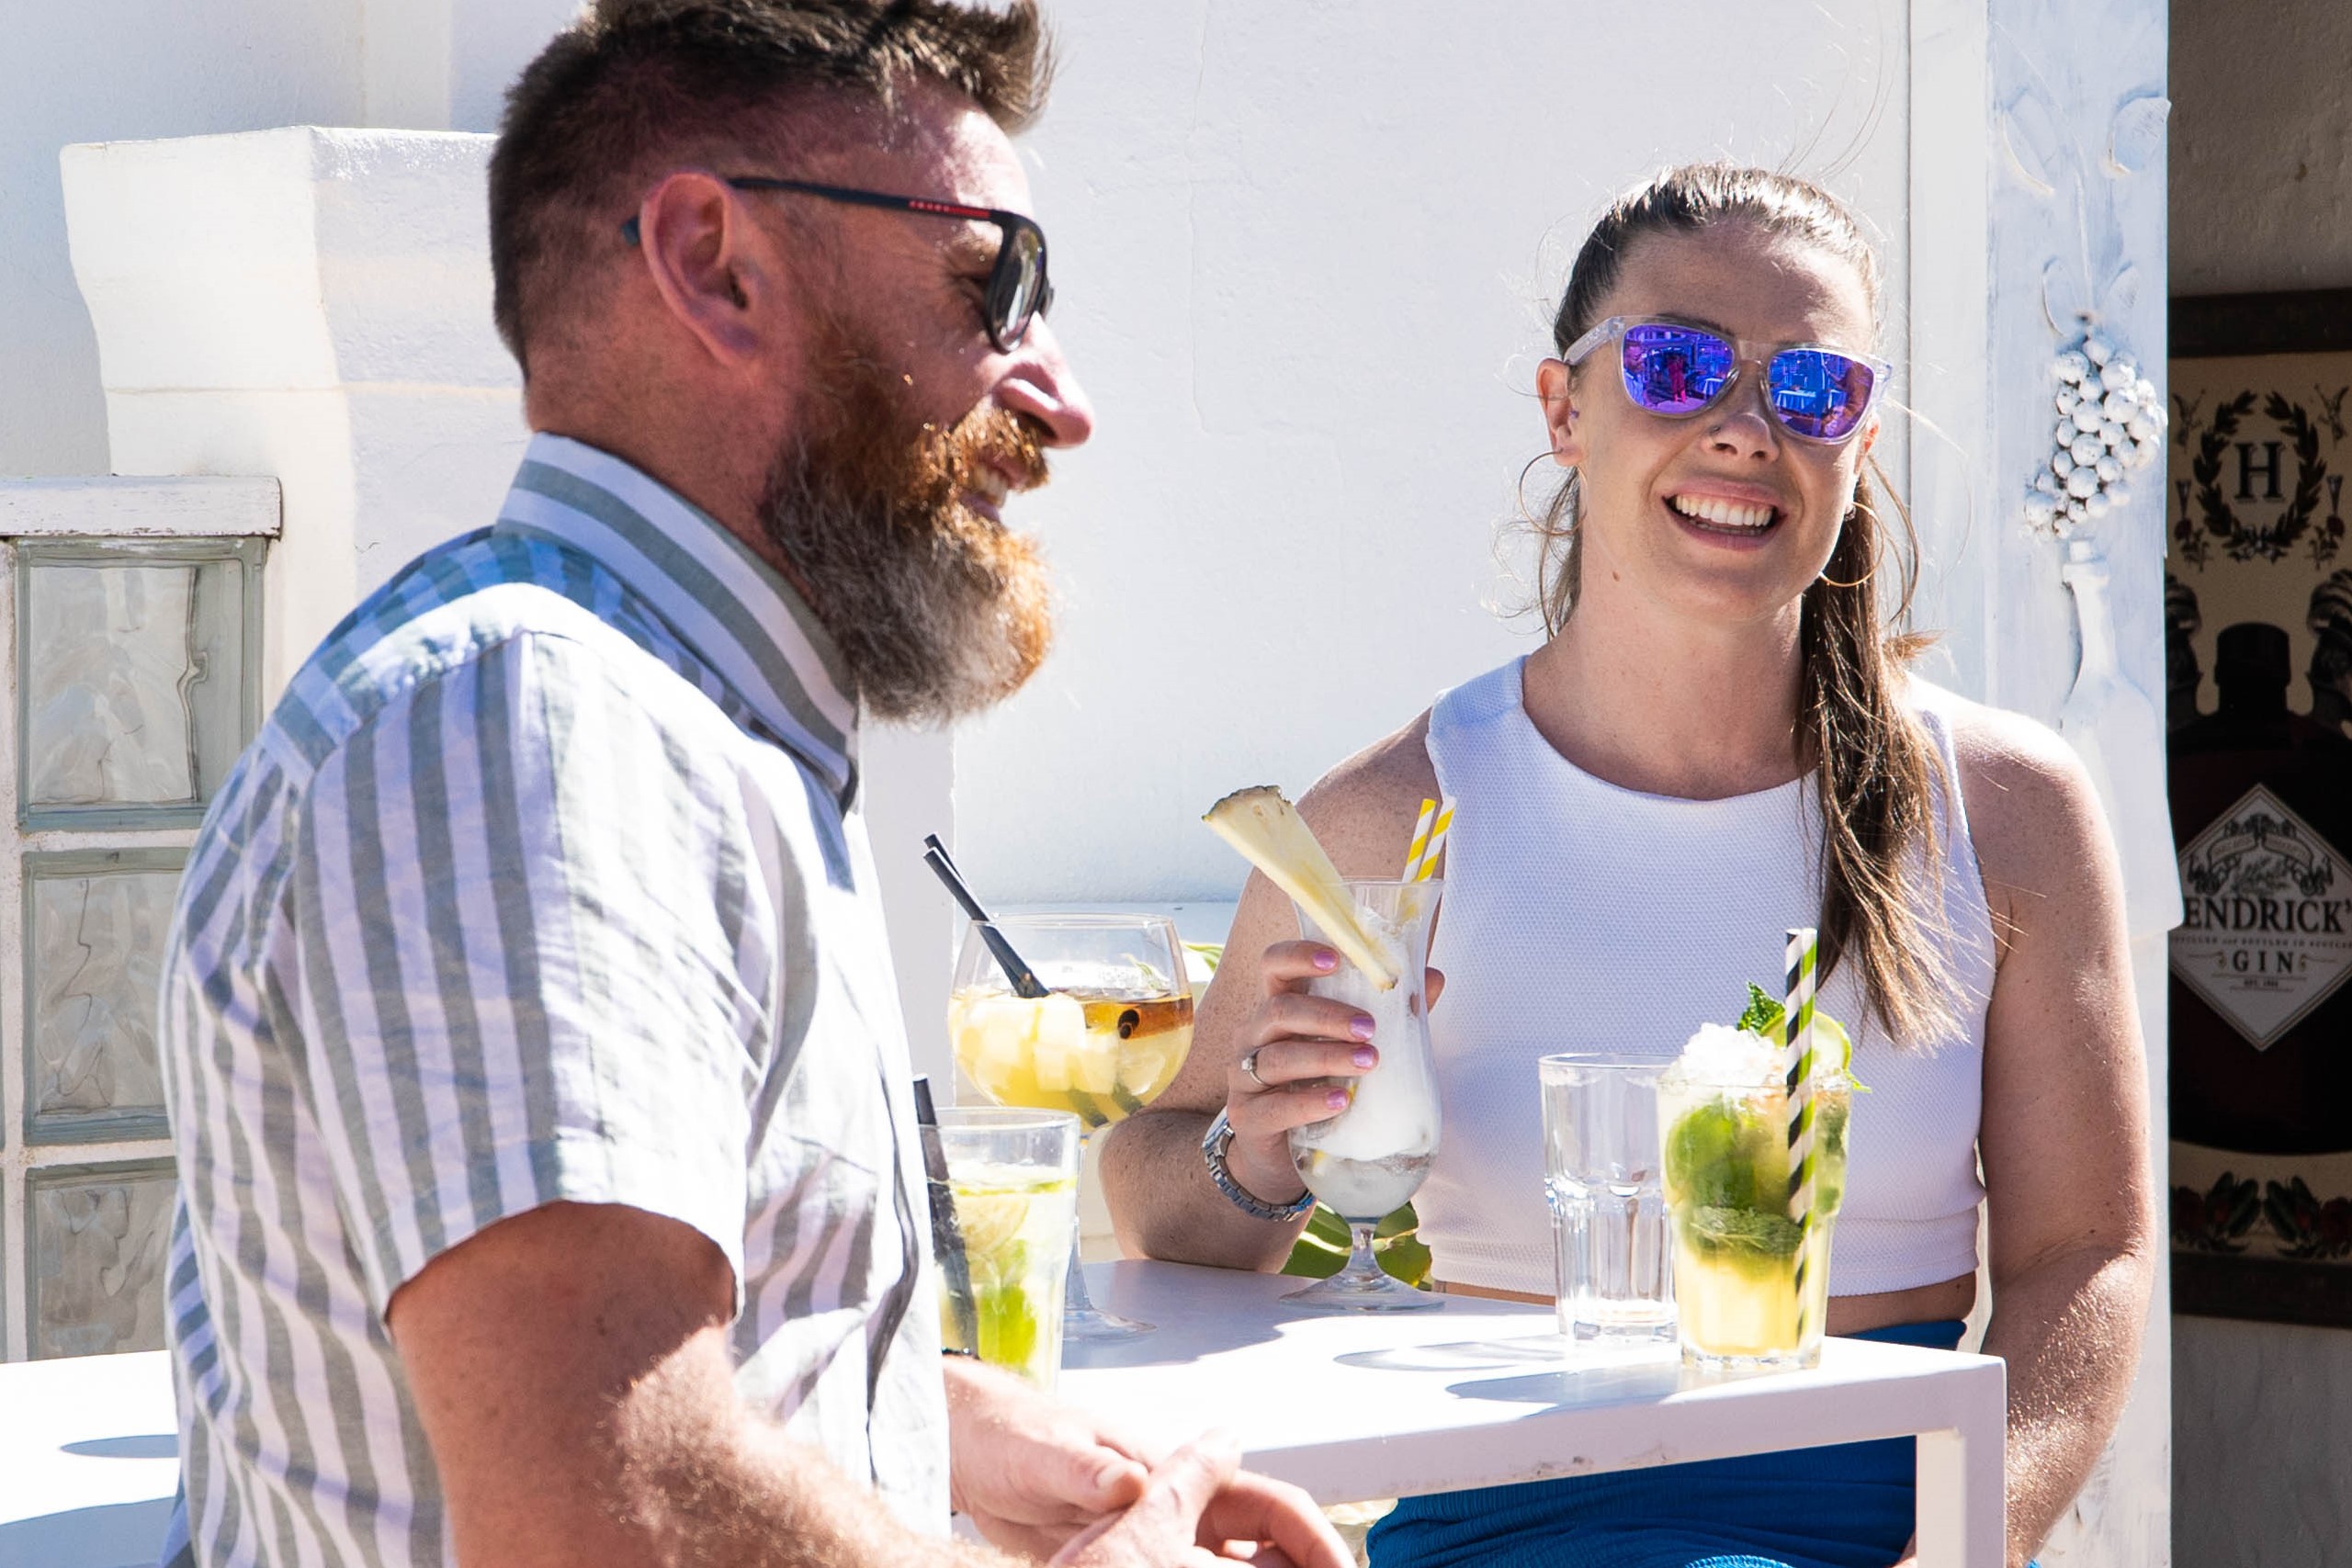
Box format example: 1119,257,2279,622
1,528,265,1361
24,851,184,1145
17,537,263,831
27,1159,175,1359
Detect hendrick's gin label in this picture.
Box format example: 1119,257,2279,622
2174,786,2352,1048
2170,623,2352,1324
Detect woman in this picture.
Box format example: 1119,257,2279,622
1100,164,2155,1568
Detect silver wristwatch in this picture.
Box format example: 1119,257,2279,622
1201,1108,1317,1222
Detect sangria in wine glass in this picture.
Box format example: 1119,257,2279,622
947,912,1193,1340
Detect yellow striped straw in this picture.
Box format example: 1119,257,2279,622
1405,796,1455,882
1400,798,1439,879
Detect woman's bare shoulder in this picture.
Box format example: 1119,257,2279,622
1925,683,2111,905
1294,711,1442,880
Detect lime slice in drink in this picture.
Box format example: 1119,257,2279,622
952,1185,1032,1260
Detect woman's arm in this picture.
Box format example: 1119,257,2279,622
1962,707,2159,1568
1099,719,1440,1269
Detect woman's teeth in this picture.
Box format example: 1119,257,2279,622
1669,494,1778,533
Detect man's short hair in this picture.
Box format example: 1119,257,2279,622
489,0,1050,374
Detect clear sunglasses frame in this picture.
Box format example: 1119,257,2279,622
1562,314,1891,445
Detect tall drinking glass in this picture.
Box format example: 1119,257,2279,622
933,1107,1080,1389
1539,1055,1673,1346
1283,878,1442,1312
1657,1063,1852,1369
947,913,1193,1341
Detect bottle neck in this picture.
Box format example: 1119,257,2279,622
2216,679,2289,716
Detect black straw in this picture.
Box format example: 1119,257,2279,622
921,834,1050,998
911,1076,980,1353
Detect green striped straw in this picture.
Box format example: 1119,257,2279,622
1781,926,1821,1340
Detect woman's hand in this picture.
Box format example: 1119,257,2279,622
1216,940,1443,1209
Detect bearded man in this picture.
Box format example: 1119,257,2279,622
153,5,1345,1567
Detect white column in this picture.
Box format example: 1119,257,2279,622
1910,2,2173,1562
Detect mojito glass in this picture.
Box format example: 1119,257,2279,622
1657,1062,1850,1369
933,1107,1080,1388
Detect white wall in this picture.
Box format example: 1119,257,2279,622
0,0,362,478
0,0,582,486
2166,3,2352,1562
959,0,1912,905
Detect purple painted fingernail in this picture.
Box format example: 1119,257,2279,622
1351,1046,1376,1069
1349,1015,1375,1042
1313,948,1339,972
1327,1089,1351,1110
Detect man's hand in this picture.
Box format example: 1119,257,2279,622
1051,1433,1351,1568
944,1355,1149,1556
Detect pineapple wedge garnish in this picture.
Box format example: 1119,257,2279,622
1203,785,1399,990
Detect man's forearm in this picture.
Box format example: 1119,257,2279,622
1099,1108,1311,1271
1979,1242,2155,1568
614,1392,1011,1568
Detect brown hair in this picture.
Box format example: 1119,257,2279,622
1532,163,1952,1043
489,0,1051,373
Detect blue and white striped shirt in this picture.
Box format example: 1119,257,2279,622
158,434,947,1567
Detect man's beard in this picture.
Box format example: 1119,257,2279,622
759,339,1057,727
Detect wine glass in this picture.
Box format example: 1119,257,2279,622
948,912,1194,1340
1284,878,1443,1311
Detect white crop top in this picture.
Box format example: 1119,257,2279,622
1418,657,1998,1297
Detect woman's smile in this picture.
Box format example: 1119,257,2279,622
1665,486,1786,541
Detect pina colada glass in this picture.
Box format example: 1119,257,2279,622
1285,878,1443,1312
948,913,1193,1341
1657,1056,1850,1369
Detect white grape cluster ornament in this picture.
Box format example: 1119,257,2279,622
2024,327,2165,537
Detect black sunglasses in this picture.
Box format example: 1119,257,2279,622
623,175,1054,352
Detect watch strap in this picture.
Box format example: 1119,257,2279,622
1201,1108,1317,1223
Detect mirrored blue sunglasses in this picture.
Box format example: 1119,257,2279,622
1562,316,1888,444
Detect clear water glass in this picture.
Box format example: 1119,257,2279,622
1539,1054,1674,1347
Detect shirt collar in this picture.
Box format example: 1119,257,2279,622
495,433,861,803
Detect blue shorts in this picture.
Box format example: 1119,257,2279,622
1367,1320,1983,1568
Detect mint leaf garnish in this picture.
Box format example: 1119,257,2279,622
1735,983,1784,1036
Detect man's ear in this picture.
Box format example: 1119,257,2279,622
630,172,774,367
1535,356,1585,468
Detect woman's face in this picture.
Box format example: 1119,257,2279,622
1535,219,1880,632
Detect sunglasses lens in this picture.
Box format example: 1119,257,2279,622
992,224,1046,346
1768,348,1874,440
1620,323,1736,415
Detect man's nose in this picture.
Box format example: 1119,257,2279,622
997,318,1096,448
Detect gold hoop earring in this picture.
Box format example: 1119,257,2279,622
1818,566,1876,590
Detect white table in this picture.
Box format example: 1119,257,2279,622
0,1265,2007,1568
1062,1261,2007,1568
0,1350,177,1568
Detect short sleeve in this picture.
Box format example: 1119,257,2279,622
282,630,772,1317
